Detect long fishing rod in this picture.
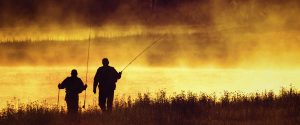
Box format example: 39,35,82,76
121,36,165,72
83,25,92,109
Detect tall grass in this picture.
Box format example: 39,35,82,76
1,87,300,125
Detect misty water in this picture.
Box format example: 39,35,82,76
0,66,299,108
1,32,299,109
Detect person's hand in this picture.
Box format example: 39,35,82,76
84,84,88,90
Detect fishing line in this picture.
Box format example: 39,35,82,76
121,35,165,72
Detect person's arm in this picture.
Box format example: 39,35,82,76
113,68,122,79
78,78,87,93
58,77,68,89
93,68,100,94
117,71,122,79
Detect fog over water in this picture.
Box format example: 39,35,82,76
1,0,300,68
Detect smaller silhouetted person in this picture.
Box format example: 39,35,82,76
58,69,87,114
94,58,122,112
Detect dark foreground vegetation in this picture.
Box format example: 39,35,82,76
1,87,300,125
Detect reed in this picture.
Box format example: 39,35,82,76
1,87,300,125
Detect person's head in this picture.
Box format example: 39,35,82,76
71,69,78,77
102,58,109,66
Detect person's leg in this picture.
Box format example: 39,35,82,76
107,90,114,112
99,89,107,112
74,95,79,113
66,100,72,114
66,95,78,114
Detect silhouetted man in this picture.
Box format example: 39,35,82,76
93,58,122,112
58,69,87,114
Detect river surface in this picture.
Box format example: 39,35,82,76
0,66,299,108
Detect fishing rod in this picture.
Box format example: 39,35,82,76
83,25,92,109
121,35,165,72
57,89,60,107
